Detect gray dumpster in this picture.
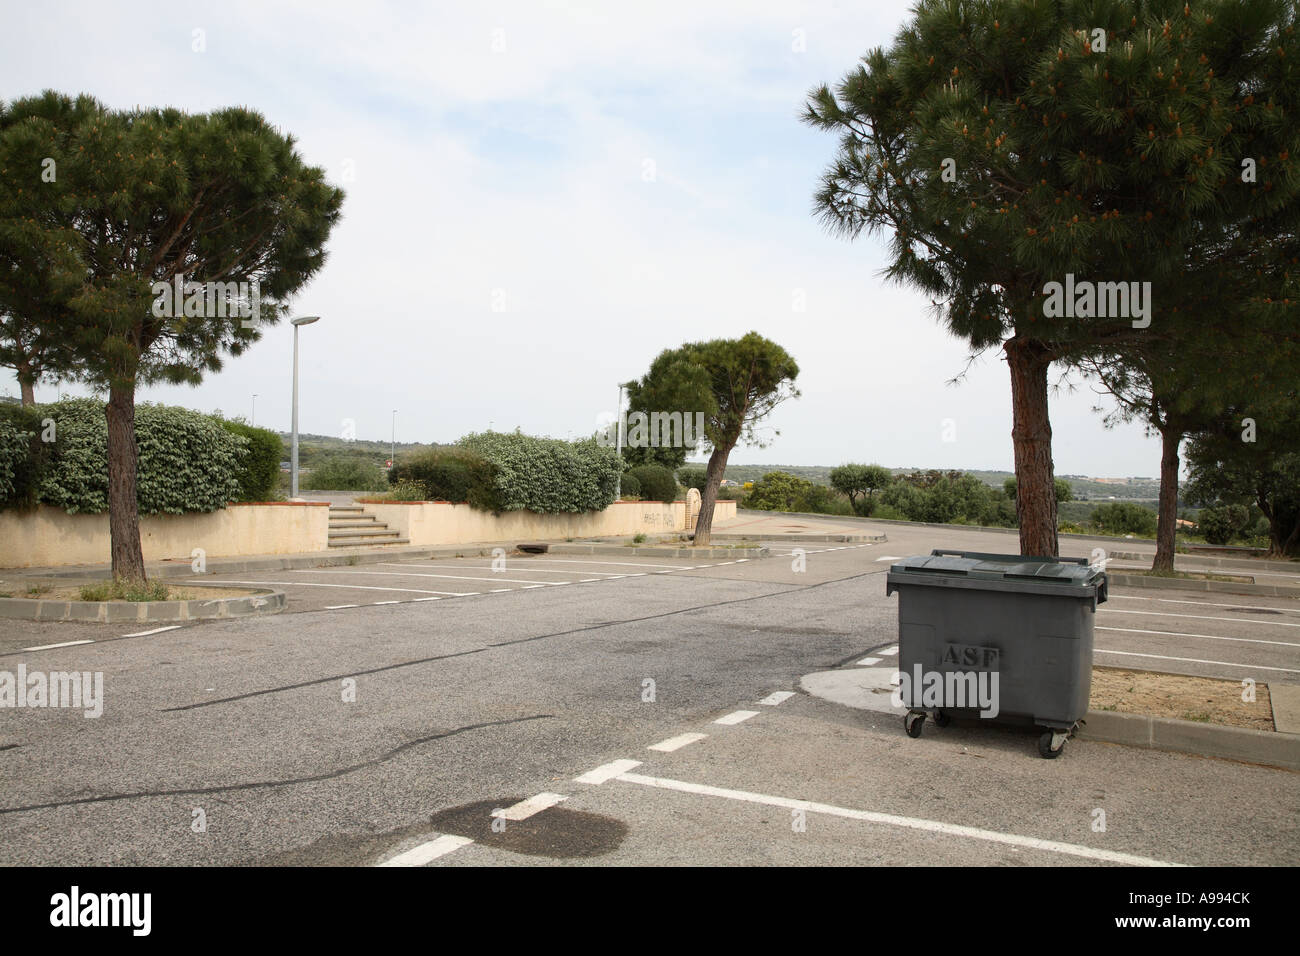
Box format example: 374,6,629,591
885,549,1108,758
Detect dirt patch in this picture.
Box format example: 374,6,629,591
1091,666,1274,731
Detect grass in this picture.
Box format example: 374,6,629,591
25,584,52,597
633,533,647,544
77,579,172,602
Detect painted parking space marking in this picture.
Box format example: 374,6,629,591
120,626,181,638
879,646,898,656
648,732,708,752
757,691,795,706
574,759,642,784
372,600,400,605
1101,608,1300,629
1096,625,1300,649
856,656,882,666
875,556,903,562
1095,648,1300,674
494,792,568,821
205,580,471,596
378,834,474,867
324,604,359,610
1106,594,1300,617
298,568,572,586
714,710,759,725
510,557,695,570
23,639,95,651
609,772,1182,867
388,562,627,577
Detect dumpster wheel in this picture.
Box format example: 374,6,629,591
904,711,925,738
1037,730,1069,759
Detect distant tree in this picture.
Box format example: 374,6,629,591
676,466,709,492
623,333,799,545
0,92,344,581
830,463,892,515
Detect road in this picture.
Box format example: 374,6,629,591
1,522,1296,866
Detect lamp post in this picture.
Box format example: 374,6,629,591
251,393,257,427
615,384,625,497
391,409,396,468
290,316,321,498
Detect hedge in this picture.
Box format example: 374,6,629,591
459,430,620,513
304,453,389,492
626,464,678,502
389,446,500,509
0,403,50,509
618,472,641,499
36,399,245,514
218,419,282,501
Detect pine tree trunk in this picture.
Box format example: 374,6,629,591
19,374,35,407
105,383,146,583
693,446,730,546
1152,425,1182,572
1005,336,1058,557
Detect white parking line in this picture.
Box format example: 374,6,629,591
411,597,441,602
205,580,471,596
856,657,882,666
611,773,1182,867
648,732,709,752
879,646,898,656
387,563,627,577
121,626,181,638
757,691,795,706
324,604,359,610
714,710,759,725
876,556,903,562
1107,594,1300,616
1095,648,1300,674
574,759,643,784
22,639,95,651
300,569,571,586
508,557,694,570
494,792,568,821
1101,608,1300,629
372,600,400,605
378,834,474,867
1096,625,1300,649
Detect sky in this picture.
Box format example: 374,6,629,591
0,0,1166,477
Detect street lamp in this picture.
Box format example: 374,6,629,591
391,409,396,468
290,316,320,498
251,393,258,427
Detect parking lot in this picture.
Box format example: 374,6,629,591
1,523,1297,867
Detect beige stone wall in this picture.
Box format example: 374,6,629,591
0,498,737,568
0,502,330,568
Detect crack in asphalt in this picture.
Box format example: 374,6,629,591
0,714,552,816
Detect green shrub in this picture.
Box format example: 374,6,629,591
305,453,389,492
218,419,282,501
0,403,51,510
389,447,499,509
619,472,642,499
1196,504,1251,545
384,479,431,501
745,472,815,511
1090,501,1158,537
38,399,245,514
458,431,620,513
627,464,678,502
718,484,747,501
676,466,709,492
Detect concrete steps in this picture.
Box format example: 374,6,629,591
326,505,409,548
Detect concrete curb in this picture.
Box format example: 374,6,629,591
1076,710,1299,772
0,585,286,623
548,543,770,559
710,532,887,543
1106,572,1300,598
1107,550,1300,574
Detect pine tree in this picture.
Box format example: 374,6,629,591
0,92,344,581
804,0,1300,555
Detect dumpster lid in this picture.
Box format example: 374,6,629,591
890,549,1104,587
